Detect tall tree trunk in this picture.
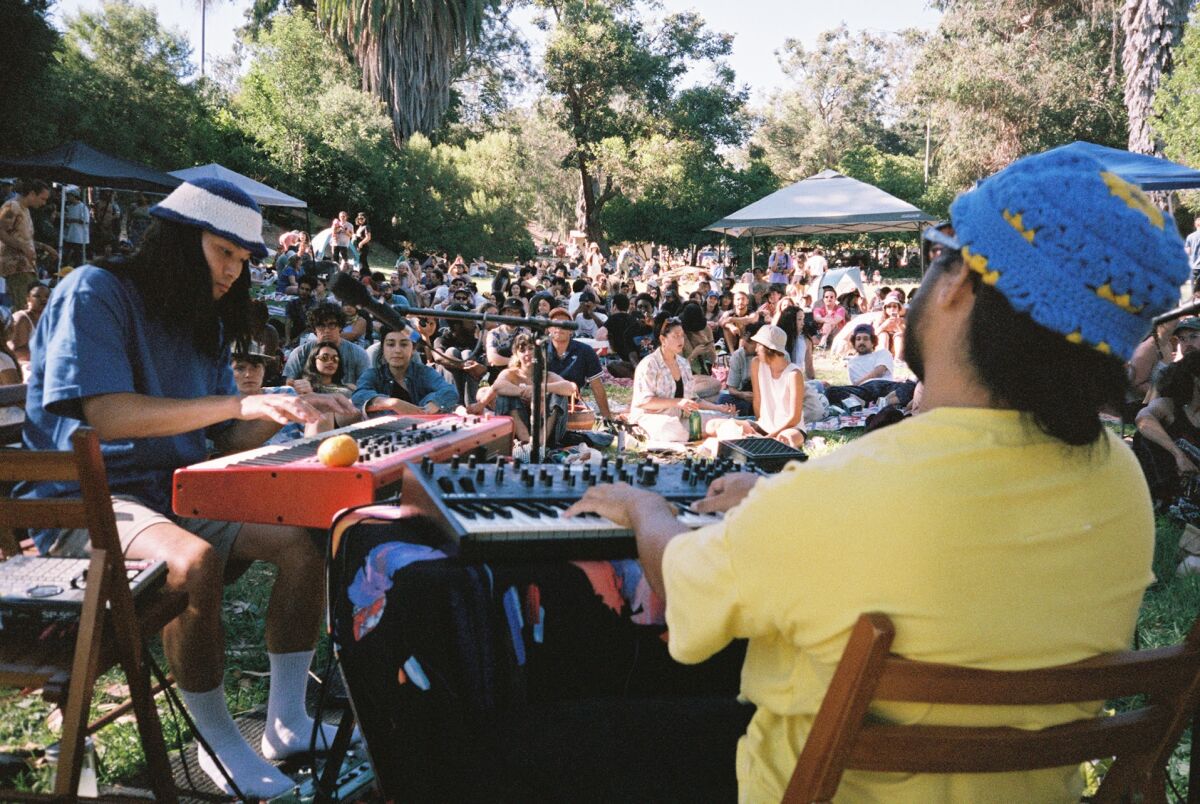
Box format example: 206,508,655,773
574,161,611,255
1122,0,1189,156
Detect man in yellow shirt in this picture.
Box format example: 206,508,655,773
567,146,1189,801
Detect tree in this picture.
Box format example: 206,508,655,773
0,0,60,154
315,0,494,143
1153,15,1200,211
755,26,923,183
537,0,745,251
1122,0,1189,155
47,0,217,169
910,1,1126,191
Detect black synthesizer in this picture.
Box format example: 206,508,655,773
400,455,758,560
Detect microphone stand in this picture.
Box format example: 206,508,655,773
339,299,577,464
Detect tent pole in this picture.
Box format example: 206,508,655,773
919,225,926,277
751,234,755,273
57,186,65,272
305,206,313,237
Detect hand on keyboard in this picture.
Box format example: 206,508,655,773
692,472,759,514
563,482,673,529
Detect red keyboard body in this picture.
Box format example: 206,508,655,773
172,414,513,528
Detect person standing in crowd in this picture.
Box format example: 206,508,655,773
62,187,90,268
767,242,791,285
20,178,356,798
353,213,372,272
331,210,353,269
567,147,1184,801
0,179,54,308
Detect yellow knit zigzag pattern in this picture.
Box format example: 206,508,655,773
1101,171,1164,230
1002,209,1036,243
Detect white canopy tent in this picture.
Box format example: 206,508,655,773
706,170,936,270
169,163,306,209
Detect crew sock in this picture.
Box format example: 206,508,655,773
261,650,344,760
181,686,293,799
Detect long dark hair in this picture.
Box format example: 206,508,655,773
303,339,345,385
962,264,1129,447
95,219,251,359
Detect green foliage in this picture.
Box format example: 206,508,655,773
1156,16,1200,214
46,0,224,169
0,0,60,154
755,25,923,183
536,0,749,245
836,145,952,219
910,1,1125,191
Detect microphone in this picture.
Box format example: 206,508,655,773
1153,298,1200,327
330,272,410,334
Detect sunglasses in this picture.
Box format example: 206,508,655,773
316,354,339,361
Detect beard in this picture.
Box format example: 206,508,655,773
903,287,929,382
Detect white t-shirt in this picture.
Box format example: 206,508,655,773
847,349,894,385
64,200,90,245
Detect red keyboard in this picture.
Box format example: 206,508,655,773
172,414,513,528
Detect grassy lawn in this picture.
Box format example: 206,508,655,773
2,376,1197,795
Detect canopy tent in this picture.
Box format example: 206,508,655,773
705,170,936,238
1056,141,1200,191
0,141,183,272
0,140,182,192
169,163,306,208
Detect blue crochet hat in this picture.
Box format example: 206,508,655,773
150,177,268,259
928,146,1189,361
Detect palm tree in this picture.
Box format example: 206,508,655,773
316,0,489,143
1122,0,1189,155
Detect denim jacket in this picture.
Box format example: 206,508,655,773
351,361,459,415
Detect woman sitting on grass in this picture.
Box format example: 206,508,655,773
629,312,735,442
491,333,578,444
710,324,806,448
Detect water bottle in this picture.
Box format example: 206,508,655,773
688,410,702,441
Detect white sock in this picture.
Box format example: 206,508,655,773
181,686,293,799
261,650,344,760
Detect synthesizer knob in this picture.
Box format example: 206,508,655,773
566,472,576,486
421,456,434,475
451,455,461,470
645,465,659,485
475,468,486,483
521,469,534,487
587,474,598,486
615,457,625,470
600,456,610,469
582,465,592,481
542,472,553,487
561,465,571,480
468,454,478,469
495,466,505,483
513,458,522,471
451,424,459,432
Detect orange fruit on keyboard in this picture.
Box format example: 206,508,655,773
317,434,360,467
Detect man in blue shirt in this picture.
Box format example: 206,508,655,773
21,178,354,799
351,326,459,417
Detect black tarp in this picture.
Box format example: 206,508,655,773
0,141,182,192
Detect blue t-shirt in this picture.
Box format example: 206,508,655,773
21,266,238,550
545,338,603,388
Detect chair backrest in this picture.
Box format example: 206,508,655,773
783,612,1200,804
0,428,123,559
0,382,26,447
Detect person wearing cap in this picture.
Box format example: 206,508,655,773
710,324,806,448
485,296,528,378
566,146,1186,801
19,177,357,798
1134,350,1200,503
767,242,791,285
875,289,907,358
0,178,55,308
546,304,613,421
572,289,607,339
62,186,90,268
432,303,487,405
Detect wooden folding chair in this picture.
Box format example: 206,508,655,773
782,612,1200,804
0,382,25,447
0,427,185,802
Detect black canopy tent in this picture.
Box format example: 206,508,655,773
0,141,183,271
0,141,182,193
